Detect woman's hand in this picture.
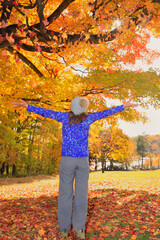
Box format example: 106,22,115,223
12,99,28,108
123,100,139,109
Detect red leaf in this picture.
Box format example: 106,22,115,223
0,34,4,43
35,44,42,52
1,20,8,28
46,204,52,209
18,20,23,25
13,1,18,6
43,19,49,26
16,45,21,50
80,33,83,39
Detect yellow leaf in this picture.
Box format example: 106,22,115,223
62,32,68,39
85,33,90,40
38,228,45,236
131,235,137,240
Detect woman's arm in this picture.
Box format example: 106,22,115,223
88,105,124,123
12,99,67,123
88,100,139,124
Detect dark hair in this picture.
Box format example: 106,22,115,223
68,111,88,126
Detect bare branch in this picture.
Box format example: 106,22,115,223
58,54,88,74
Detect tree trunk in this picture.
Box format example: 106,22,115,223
109,159,113,171
125,163,128,170
27,165,30,175
138,158,140,169
12,164,16,176
95,157,97,171
27,124,36,175
6,164,9,175
101,152,105,173
104,160,106,170
150,157,152,169
0,162,5,175
141,156,144,169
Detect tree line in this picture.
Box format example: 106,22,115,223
0,112,159,177
89,126,160,172
0,111,62,177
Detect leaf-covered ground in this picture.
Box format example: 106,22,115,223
0,170,160,240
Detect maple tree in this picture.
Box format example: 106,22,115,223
89,125,133,171
0,0,160,76
0,0,160,111
0,0,160,175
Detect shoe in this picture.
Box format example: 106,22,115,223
59,230,69,238
75,229,85,240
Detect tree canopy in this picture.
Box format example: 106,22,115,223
1,0,160,75
0,0,160,116
0,0,160,71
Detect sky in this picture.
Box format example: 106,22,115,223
118,106,160,137
118,36,160,137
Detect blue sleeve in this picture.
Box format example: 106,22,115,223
88,105,124,124
27,104,67,123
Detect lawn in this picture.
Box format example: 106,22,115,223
0,170,160,239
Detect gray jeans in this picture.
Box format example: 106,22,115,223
58,156,89,232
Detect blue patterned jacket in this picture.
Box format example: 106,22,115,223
27,104,124,157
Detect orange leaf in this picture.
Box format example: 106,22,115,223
38,228,45,236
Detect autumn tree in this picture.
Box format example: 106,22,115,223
0,1,159,130
145,134,160,168
0,112,23,176
0,0,160,113
0,0,160,103
136,134,149,169
89,124,132,172
0,0,160,74
0,1,160,175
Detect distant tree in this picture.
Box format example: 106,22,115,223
89,125,131,172
136,134,149,169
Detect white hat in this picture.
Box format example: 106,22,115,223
71,97,89,115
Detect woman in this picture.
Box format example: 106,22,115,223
12,97,138,239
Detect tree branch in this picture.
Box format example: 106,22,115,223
7,46,44,77
21,97,52,105
32,0,75,30
0,1,13,22
36,0,46,33
18,2,37,9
